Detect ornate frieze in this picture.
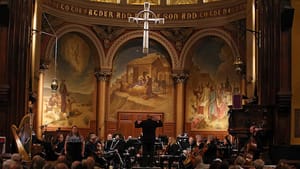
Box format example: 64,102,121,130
160,28,194,51
92,26,126,48
42,0,246,27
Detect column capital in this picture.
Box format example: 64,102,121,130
39,63,49,72
94,70,112,81
172,72,189,84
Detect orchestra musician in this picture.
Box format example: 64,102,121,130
245,125,263,161
188,136,196,151
85,133,102,158
53,133,65,158
103,133,113,152
203,136,218,164
84,133,106,167
195,135,205,150
135,115,163,167
160,137,182,169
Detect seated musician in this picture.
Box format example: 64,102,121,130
245,125,262,161
203,136,218,164
160,137,182,169
53,133,65,157
64,125,85,162
105,134,126,168
103,133,113,152
195,135,205,150
85,133,102,158
188,136,196,151
85,133,106,167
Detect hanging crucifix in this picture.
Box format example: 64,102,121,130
128,2,164,54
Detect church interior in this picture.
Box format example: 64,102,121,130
0,0,300,168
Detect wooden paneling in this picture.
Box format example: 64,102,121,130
0,27,8,84
162,123,175,137
105,121,117,138
117,112,164,138
185,123,228,140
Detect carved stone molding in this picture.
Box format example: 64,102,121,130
94,70,112,81
172,72,189,84
160,28,194,51
39,63,49,72
92,25,126,48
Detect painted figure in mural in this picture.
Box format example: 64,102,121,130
59,80,68,113
145,75,153,99
46,93,60,113
208,85,217,120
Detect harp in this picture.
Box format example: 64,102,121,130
11,114,31,161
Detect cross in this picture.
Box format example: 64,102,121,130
128,2,164,53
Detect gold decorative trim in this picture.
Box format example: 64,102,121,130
42,0,246,27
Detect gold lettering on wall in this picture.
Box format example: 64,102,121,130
44,0,246,21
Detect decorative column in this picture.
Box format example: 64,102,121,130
94,70,111,139
36,64,48,139
172,72,189,136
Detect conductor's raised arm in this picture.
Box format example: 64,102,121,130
156,119,163,127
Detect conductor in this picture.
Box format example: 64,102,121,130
135,115,163,167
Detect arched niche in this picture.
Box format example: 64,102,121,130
42,24,104,128
107,38,175,123
182,29,240,132
105,30,179,70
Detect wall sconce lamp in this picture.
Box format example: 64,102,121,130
32,14,58,91
233,56,244,74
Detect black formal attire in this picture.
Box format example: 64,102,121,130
160,143,182,169
65,135,84,162
135,118,163,167
85,140,100,158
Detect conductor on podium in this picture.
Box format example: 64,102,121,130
135,115,163,167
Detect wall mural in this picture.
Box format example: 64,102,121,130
43,32,96,128
186,36,240,131
109,39,174,122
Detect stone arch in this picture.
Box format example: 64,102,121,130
105,30,179,70
45,24,105,69
180,28,240,70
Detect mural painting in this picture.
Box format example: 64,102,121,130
109,39,174,122
42,32,96,128
186,36,240,131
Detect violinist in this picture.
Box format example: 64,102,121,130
160,137,182,169
195,135,205,150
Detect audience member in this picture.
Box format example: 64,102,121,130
31,155,46,169
3,159,22,169
253,159,264,169
71,161,83,169
42,162,54,169
54,163,68,169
